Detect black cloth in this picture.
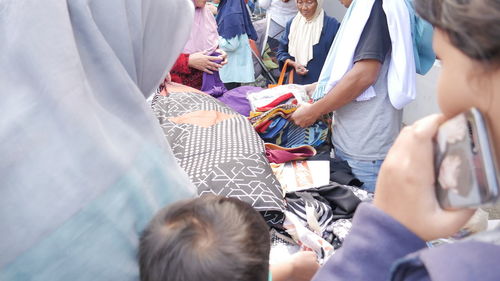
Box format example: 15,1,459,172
285,183,362,244
224,82,241,90
286,183,361,221
330,159,364,187
353,0,391,64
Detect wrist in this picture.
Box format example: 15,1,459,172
309,101,325,118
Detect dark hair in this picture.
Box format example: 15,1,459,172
415,0,500,65
138,196,270,281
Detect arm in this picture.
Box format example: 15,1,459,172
313,203,427,281
276,18,308,75
312,59,381,113
218,35,241,52
290,0,390,128
271,251,319,281
290,59,381,127
171,52,223,75
276,21,293,65
314,115,475,281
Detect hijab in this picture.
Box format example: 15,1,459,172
288,0,325,66
216,0,258,40
0,0,195,279
183,1,220,54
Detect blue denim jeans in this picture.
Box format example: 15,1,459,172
334,148,383,193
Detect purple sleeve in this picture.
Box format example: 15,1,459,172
313,203,427,281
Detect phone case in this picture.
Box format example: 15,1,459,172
434,108,500,209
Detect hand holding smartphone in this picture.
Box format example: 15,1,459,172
434,108,500,209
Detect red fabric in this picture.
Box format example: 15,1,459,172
170,53,203,90
257,120,272,133
256,93,295,111
264,144,316,163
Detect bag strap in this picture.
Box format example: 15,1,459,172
277,60,289,86
277,61,295,86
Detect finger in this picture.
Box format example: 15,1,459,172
209,62,223,69
411,114,445,140
207,65,220,72
208,56,221,61
203,68,214,74
206,65,217,71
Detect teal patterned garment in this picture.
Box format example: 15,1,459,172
0,0,195,280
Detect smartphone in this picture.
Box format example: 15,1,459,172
434,108,500,209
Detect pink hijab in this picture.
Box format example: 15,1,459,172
182,1,219,54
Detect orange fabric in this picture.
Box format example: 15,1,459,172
168,110,236,128
159,82,207,96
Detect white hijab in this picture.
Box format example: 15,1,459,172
0,0,195,279
288,0,325,66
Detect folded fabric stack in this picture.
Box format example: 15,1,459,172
248,92,329,148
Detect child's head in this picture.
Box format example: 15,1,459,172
139,195,271,281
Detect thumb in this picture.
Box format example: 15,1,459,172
426,208,476,241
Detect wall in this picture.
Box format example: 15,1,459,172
403,62,441,125
323,0,347,20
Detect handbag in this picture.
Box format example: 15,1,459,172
268,60,294,88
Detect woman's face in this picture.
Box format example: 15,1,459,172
193,0,207,8
297,0,318,20
433,27,500,169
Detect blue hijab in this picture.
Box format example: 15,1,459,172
216,0,258,41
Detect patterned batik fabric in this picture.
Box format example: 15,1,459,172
152,92,285,226
248,100,330,148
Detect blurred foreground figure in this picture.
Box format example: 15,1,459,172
0,0,196,280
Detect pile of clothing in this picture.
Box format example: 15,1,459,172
247,87,330,148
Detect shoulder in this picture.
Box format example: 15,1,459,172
286,15,296,29
322,14,340,34
323,14,339,24
323,14,339,27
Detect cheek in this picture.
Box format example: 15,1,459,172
437,66,473,117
